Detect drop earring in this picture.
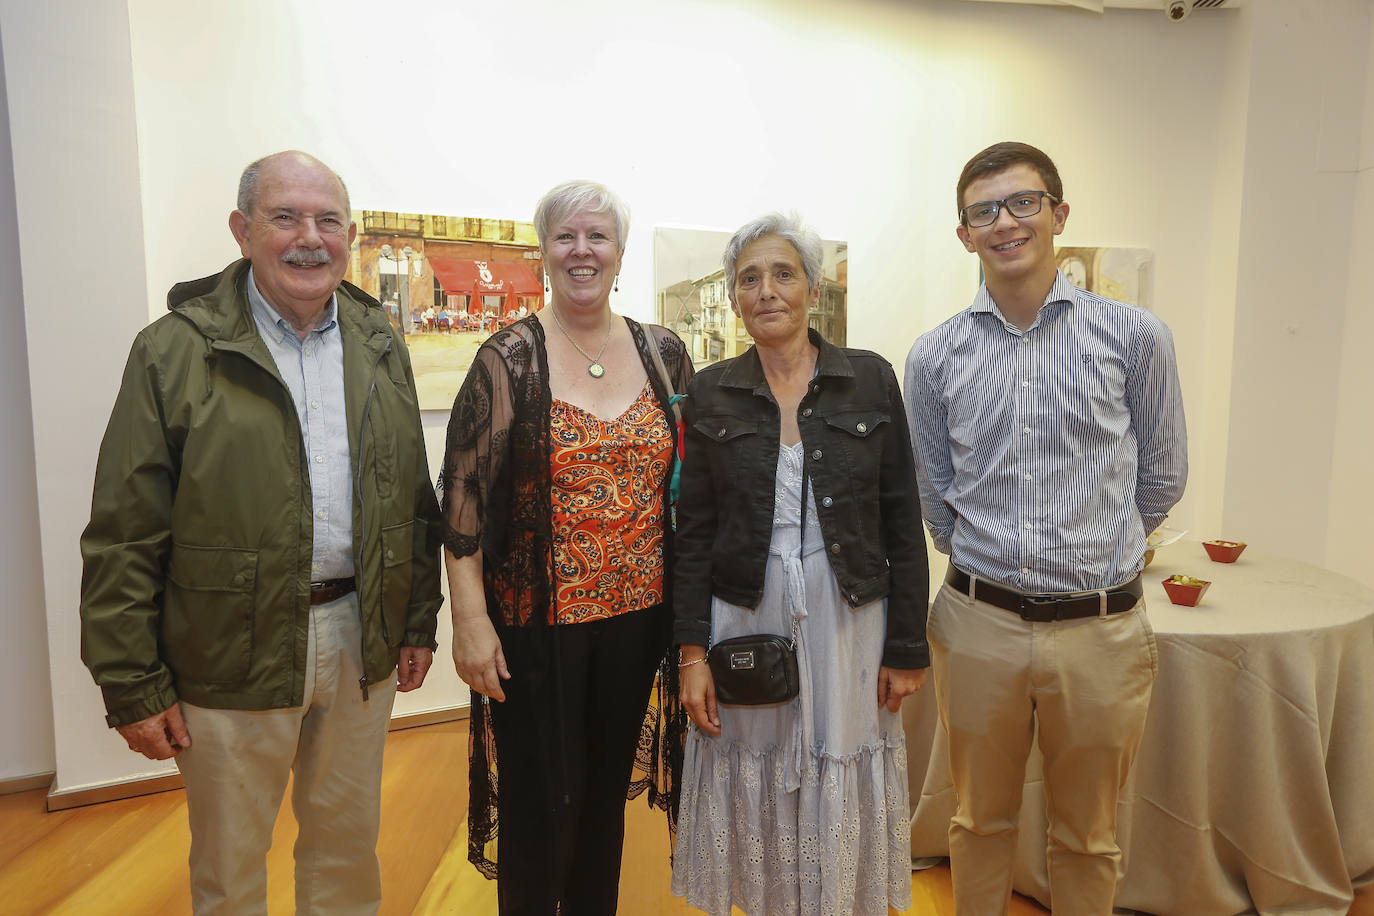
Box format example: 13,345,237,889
544,273,550,293
613,275,620,292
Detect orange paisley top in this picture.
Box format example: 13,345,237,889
548,379,672,625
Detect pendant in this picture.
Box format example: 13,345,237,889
588,362,605,379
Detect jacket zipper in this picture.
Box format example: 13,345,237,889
356,335,393,700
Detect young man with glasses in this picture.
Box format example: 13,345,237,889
904,141,1187,915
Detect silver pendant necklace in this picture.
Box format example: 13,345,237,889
550,305,613,379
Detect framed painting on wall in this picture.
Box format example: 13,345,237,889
345,210,545,411
1056,246,1154,311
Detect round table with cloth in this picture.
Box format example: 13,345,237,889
905,544,1374,915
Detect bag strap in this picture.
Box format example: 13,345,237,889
792,463,808,649
645,332,682,426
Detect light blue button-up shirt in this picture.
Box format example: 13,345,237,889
905,271,1187,593
246,268,354,580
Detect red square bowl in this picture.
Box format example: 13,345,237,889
1162,577,1211,607
1202,540,1247,563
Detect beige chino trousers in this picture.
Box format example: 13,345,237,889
927,579,1157,916
176,592,398,916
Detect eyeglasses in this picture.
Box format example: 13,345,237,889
959,190,1058,228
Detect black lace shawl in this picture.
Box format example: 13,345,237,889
438,314,694,879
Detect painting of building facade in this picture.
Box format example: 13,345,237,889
654,227,848,369
1056,246,1153,311
344,211,544,410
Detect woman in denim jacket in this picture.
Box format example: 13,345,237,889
671,212,930,916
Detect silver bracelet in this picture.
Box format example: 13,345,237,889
678,656,706,668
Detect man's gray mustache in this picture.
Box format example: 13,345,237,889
282,248,332,266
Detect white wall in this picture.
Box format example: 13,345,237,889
1325,7,1374,583
0,27,54,785
1221,0,1373,576
2,0,1371,791
1,0,156,792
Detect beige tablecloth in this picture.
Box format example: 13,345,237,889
906,546,1374,915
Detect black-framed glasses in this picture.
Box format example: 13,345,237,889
959,190,1058,228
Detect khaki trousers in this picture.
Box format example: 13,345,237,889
927,580,1157,916
176,593,398,916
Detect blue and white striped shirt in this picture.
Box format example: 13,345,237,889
246,269,355,581
904,271,1187,592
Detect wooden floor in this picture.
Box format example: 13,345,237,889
0,720,1365,915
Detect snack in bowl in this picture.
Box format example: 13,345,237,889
1162,574,1211,606
1203,539,1247,563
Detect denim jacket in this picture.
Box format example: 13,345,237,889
672,331,930,669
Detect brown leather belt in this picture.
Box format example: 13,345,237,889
945,566,1141,622
310,576,356,605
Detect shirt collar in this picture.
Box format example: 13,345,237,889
971,269,1078,331
245,266,338,343
718,328,854,391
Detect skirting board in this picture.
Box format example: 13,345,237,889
40,705,469,812
0,772,56,797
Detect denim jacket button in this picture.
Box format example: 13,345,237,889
821,496,833,508
856,422,868,433
830,543,841,554
802,408,813,417
811,449,823,461
717,427,727,439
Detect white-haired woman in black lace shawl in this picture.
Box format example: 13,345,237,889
440,180,693,914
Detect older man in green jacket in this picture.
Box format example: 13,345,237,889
79,150,443,915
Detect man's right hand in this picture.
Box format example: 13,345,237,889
116,704,191,760
451,613,511,702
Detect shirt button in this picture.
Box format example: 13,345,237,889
314,455,324,463
1024,472,1033,480
1023,427,1031,434
1021,567,1031,576
811,449,823,461
304,348,312,356
856,422,868,434
821,496,833,508
1024,522,1033,530
311,399,320,409
316,509,326,519
830,543,841,554
1021,380,1029,387
802,408,813,417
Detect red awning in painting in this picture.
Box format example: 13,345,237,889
427,256,542,298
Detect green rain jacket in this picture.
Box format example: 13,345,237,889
80,260,444,727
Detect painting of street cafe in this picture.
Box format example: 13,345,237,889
345,209,545,410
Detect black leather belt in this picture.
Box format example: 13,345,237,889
945,567,1141,622
310,576,356,605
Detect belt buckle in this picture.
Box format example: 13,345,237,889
1019,594,1062,623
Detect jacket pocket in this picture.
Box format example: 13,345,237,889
380,520,414,646
693,414,759,443
821,408,890,439
162,544,258,685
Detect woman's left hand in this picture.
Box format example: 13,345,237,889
877,666,927,712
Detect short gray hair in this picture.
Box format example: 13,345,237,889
534,180,630,254
236,151,351,215
723,212,823,299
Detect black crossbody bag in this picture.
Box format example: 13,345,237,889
706,465,808,706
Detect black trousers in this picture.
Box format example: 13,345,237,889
488,604,667,916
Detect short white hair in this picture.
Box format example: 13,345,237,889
723,212,823,299
533,180,630,254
